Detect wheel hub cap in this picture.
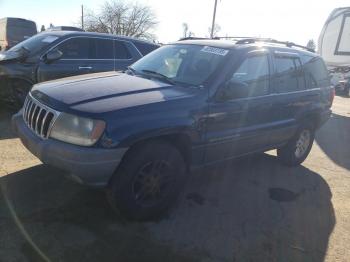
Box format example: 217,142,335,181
132,160,173,207
295,130,311,158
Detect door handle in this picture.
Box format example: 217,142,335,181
78,66,92,70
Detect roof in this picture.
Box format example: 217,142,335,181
173,38,317,55
38,31,159,46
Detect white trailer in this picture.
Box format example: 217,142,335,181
319,7,350,95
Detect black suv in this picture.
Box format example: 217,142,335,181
0,31,159,105
12,38,333,220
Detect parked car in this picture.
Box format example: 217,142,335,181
46,26,84,32
0,31,159,106
0,17,37,51
335,78,350,96
12,38,334,220
328,66,350,96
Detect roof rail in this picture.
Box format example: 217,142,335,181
178,36,315,53
234,37,315,52
179,36,220,41
179,36,253,41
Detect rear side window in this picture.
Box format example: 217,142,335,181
57,37,91,59
134,42,158,56
114,41,132,59
301,55,330,88
94,38,114,59
274,56,304,93
231,54,270,97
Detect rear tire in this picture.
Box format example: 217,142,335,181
277,122,315,166
107,140,187,221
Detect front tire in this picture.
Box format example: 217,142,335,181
107,140,187,221
277,123,315,166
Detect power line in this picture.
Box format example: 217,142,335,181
210,0,218,38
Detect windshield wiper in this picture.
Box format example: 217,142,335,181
141,69,175,85
126,66,136,75
21,46,30,53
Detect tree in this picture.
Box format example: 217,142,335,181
208,23,221,38
306,39,316,50
84,0,157,40
40,25,46,32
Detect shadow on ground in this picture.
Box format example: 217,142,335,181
0,153,335,262
316,113,350,171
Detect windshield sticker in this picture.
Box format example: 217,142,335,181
201,46,229,56
42,36,59,43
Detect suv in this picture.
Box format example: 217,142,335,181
12,38,333,220
0,31,159,106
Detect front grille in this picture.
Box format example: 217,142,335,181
22,94,60,139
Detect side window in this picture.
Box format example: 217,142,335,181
114,41,132,59
94,38,114,59
57,38,91,59
301,55,330,88
295,58,306,90
231,55,270,97
274,56,299,93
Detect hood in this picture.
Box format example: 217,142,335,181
0,51,23,62
31,71,195,114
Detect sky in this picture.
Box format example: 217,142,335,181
0,0,349,46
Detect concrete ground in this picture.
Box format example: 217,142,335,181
0,96,349,262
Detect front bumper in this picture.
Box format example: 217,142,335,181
12,112,128,187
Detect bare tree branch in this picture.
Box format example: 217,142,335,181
83,0,157,41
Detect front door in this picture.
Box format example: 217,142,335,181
204,51,274,163
37,37,95,82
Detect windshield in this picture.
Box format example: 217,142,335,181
130,44,229,86
9,33,60,54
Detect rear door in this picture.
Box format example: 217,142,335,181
88,38,115,74
205,50,274,163
268,51,319,145
113,40,135,71
37,37,95,82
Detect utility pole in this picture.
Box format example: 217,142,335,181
210,0,218,38
81,5,84,30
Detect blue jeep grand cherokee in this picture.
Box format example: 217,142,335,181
12,38,334,220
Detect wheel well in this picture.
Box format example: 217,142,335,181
0,78,32,102
9,78,33,87
126,134,192,167
300,114,319,130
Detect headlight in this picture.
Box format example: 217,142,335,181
50,113,106,146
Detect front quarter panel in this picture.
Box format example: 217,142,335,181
101,92,208,165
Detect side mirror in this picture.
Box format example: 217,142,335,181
44,49,63,63
219,79,249,100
